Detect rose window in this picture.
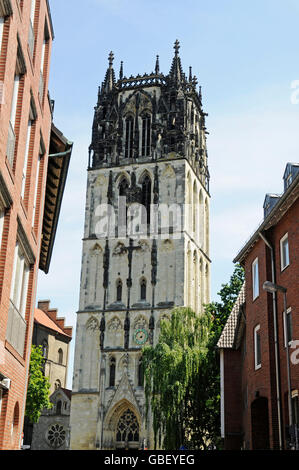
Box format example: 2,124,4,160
47,424,66,448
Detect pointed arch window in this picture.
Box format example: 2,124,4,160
56,400,62,415
58,348,63,365
141,114,151,157
119,178,129,228
140,278,147,301
116,279,123,302
109,357,116,387
116,409,139,442
125,116,134,158
138,357,144,387
141,175,152,225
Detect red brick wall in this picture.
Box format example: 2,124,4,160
0,0,53,450
223,195,299,450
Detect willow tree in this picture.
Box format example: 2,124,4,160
142,307,212,450
25,345,52,423
142,264,245,450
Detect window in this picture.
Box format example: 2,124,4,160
32,153,41,227
116,279,122,302
254,325,261,370
292,392,299,425
6,74,20,166
119,178,129,228
141,175,151,225
58,348,63,365
140,278,147,301
141,114,151,157
109,357,116,387
116,409,139,443
10,242,30,318
21,120,32,199
0,17,4,55
125,117,134,158
138,357,144,387
56,400,62,415
280,233,290,271
0,208,4,250
252,258,259,300
28,0,36,57
42,339,48,359
0,388,2,417
284,308,293,347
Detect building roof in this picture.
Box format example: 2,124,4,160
234,165,299,264
217,283,246,349
39,124,73,274
34,308,72,339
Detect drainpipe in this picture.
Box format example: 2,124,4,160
259,231,283,450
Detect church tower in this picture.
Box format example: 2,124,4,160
70,42,211,450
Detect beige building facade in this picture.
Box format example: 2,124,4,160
70,42,211,450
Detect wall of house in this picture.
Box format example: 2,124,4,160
0,0,53,450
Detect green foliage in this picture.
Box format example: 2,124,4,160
143,264,245,450
25,345,52,424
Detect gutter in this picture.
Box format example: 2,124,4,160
258,231,283,450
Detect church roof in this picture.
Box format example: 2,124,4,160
34,308,72,339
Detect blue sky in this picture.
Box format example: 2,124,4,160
38,0,299,387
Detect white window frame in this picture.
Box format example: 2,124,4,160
254,325,261,370
21,120,32,199
32,154,41,227
280,233,290,271
10,242,30,318
0,17,4,56
252,258,259,300
0,207,4,250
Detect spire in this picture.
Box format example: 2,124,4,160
103,51,116,93
155,55,160,75
119,61,123,80
169,39,184,85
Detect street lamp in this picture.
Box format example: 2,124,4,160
263,281,294,448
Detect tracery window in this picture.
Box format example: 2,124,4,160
116,409,139,442
141,114,151,157
125,117,134,158
109,357,116,387
47,424,66,448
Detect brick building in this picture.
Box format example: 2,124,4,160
218,163,299,450
0,0,72,450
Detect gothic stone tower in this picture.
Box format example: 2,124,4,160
70,41,211,450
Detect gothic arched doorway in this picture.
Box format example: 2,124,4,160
251,397,270,449
116,408,140,449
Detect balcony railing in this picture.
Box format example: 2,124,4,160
39,71,44,102
6,120,15,167
6,300,27,357
28,21,35,57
